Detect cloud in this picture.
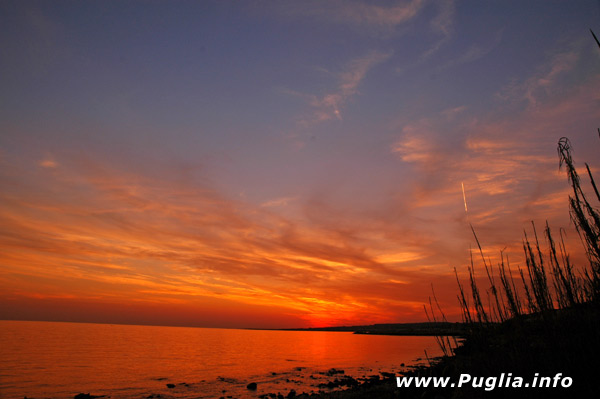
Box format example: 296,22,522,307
333,0,425,29
261,196,296,208
391,128,437,163
39,157,58,168
276,0,426,32
300,50,392,124
441,105,467,118
436,29,503,71
393,0,457,74
417,0,456,61
498,47,581,106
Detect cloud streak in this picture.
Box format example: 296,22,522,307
498,46,582,106
276,0,426,32
298,50,392,124
418,0,456,60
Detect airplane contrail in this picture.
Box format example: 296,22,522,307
462,182,468,213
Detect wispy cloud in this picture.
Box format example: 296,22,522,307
393,0,457,74
436,29,503,71
298,50,392,124
276,0,426,32
39,155,58,168
260,196,296,208
391,124,438,163
498,46,581,106
332,0,425,28
418,0,456,60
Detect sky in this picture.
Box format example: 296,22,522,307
1,0,600,329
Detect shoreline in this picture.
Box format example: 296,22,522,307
273,321,467,337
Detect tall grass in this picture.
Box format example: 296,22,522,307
436,136,600,335
416,136,600,397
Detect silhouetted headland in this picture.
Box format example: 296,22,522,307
278,321,466,336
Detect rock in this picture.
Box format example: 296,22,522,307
74,394,95,399
166,383,176,389
247,382,258,390
318,376,359,389
343,376,359,387
286,389,296,398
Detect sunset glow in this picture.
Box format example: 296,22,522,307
1,0,599,328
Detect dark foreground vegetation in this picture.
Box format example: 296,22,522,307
310,133,600,399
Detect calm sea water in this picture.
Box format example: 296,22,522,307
0,320,442,399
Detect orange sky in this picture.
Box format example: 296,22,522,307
1,1,600,328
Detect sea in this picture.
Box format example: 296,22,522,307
0,320,442,399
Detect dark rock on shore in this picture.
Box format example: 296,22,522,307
217,376,237,383
247,382,258,390
318,375,359,389
165,383,175,389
